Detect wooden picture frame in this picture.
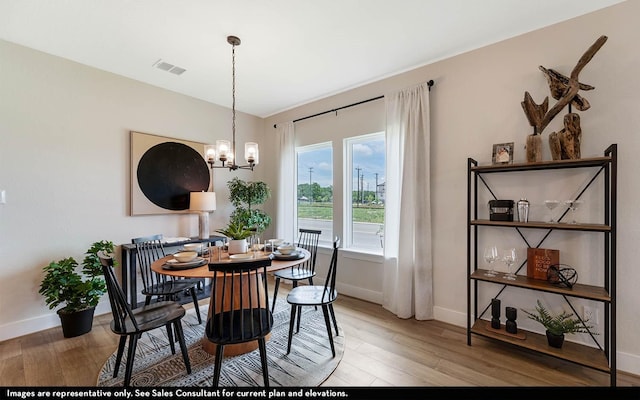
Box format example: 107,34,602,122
130,131,210,216
492,142,514,164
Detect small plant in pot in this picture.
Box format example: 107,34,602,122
39,240,115,338
216,220,254,254
521,299,597,348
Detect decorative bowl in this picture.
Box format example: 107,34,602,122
183,243,203,252
277,244,296,255
173,251,198,263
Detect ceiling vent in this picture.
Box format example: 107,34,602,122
152,59,186,75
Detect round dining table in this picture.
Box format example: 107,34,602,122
151,248,310,356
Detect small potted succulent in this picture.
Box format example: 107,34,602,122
216,220,254,254
521,299,597,348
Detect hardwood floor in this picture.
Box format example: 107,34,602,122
1,288,638,388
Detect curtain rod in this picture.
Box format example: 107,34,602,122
273,79,434,128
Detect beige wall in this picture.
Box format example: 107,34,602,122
1,0,638,377
0,39,264,339
264,1,640,375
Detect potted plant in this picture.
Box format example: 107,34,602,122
521,299,597,348
216,220,254,254
227,177,272,234
39,240,115,338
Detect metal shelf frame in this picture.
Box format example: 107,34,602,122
466,144,617,386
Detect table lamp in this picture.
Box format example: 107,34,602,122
189,191,217,239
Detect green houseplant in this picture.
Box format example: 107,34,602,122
216,220,254,254
227,177,272,234
39,240,115,337
521,299,597,348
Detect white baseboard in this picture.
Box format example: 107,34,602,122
3,294,638,377
0,302,111,342
433,305,640,377
336,282,382,304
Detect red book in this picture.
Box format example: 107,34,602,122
527,248,560,280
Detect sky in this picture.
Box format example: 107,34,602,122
296,138,385,191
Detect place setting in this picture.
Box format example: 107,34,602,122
162,251,207,270
271,242,305,260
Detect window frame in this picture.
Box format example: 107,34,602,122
343,131,385,255
295,141,334,248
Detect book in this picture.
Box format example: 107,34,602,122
527,248,560,280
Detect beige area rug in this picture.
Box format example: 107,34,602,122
97,301,344,387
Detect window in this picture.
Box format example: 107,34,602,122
296,143,333,246
344,132,385,254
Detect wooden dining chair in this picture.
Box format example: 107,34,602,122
206,258,273,387
132,234,202,323
271,228,321,313
97,251,191,387
286,237,340,357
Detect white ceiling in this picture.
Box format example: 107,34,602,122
0,0,625,118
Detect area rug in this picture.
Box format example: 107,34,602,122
97,302,344,387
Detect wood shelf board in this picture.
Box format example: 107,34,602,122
470,319,610,373
470,156,611,173
470,270,611,302
470,219,611,232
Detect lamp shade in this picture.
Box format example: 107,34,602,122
189,191,216,211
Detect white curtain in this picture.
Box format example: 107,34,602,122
382,82,433,320
276,121,296,243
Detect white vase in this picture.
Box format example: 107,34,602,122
228,239,248,255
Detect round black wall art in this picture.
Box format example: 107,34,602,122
137,142,209,211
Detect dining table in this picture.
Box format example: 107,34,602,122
151,247,311,356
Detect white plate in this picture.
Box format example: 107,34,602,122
272,251,304,260
229,253,254,260
163,257,206,269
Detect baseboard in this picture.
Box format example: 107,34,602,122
433,305,640,377
336,282,382,304
0,301,111,342
4,292,639,377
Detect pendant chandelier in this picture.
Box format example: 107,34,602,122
204,35,258,171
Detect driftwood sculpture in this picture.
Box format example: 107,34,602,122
521,35,607,161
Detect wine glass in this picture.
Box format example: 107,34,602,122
544,200,560,223
565,199,583,224
483,246,498,276
502,248,518,280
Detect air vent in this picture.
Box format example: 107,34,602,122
152,59,186,75
169,66,186,75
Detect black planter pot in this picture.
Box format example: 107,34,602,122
58,307,95,338
546,330,565,348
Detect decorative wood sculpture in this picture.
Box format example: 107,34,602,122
521,35,607,161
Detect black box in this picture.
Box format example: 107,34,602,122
488,200,514,221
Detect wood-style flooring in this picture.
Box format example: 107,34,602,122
1,286,638,388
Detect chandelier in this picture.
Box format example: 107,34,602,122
204,35,259,171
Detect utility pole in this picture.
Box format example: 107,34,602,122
355,166,362,206
360,174,364,205
375,173,379,203
308,167,313,204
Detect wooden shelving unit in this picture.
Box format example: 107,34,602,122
466,145,617,386
470,319,610,373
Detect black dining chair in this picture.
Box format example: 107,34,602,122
97,251,191,387
286,237,340,357
132,234,202,324
271,228,321,313
206,258,273,387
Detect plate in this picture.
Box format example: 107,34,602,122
272,251,304,260
229,253,254,260
162,257,206,270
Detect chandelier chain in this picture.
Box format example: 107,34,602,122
232,42,236,162
207,35,256,171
